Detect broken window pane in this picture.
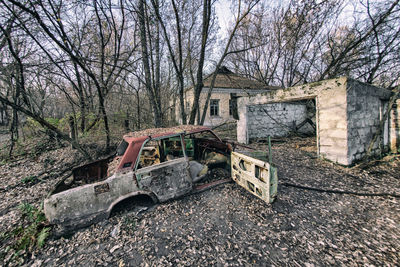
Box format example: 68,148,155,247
116,140,129,156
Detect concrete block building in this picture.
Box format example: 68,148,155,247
237,77,399,166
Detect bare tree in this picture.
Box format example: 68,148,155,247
2,0,136,149
319,0,400,84
228,0,400,89
135,0,163,127
228,1,344,87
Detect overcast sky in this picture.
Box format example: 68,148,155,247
215,0,233,38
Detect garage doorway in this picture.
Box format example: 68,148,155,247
246,98,318,154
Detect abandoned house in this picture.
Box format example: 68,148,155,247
236,76,400,166
176,67,279,126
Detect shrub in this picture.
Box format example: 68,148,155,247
1,203,51,264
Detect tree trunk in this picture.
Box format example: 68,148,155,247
154,15,163,126
138,0,162,127
178,75,186,124
151,0,186,125
8,107,18,157
136,89,141,129
69,115,76,148
98,91,110,150
73,61,86,133
188,0,211,125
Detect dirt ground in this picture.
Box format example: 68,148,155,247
0,135,399,266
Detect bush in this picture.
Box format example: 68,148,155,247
0,203,51,264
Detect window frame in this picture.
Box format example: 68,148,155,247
210,99,220,117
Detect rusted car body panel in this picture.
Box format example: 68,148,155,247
44,171,156,232
136,157,192,202
44,125,278,232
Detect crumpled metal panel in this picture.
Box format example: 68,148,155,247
136,157,192,202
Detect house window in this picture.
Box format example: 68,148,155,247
229,97,238,119
210,99,219,116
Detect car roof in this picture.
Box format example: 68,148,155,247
117,125,219,172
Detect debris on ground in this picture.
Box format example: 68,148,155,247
0,136,399,266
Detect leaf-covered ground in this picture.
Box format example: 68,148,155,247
0,136,399,266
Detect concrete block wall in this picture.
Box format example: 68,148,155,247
390,99,400,152
346,79,392,162
237,77,350,164
317,83,349,165
246,102,314,140
237,77,394,165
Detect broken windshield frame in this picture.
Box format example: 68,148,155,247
187,130,221,141
134,133,187,171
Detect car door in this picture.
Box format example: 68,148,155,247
231,151,277,203
134,133,193,202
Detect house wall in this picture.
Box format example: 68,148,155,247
179,88,271,127
180,90,233,126
203,92,233,127
237,77,394,166
246,101,314,141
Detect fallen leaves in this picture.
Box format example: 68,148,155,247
0,136,399,266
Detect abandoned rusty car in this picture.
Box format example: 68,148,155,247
44,125,278,231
